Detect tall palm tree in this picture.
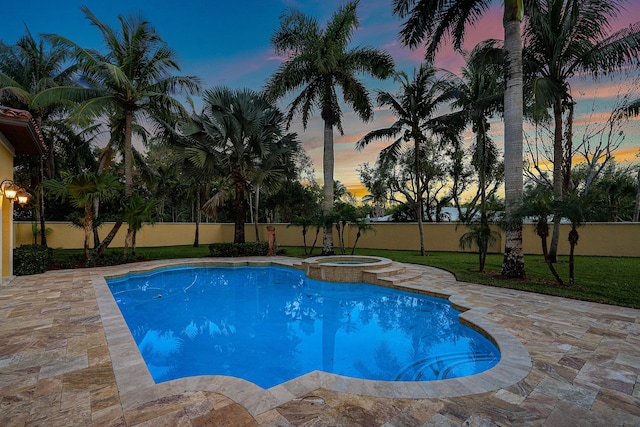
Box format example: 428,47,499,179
38,6,201,195
524,0,640,261
450,41,504,268
0,28,81,246
393,0,526,277
265,0,394,255
35,6,201,257
356,65,459,255
180,87,293,244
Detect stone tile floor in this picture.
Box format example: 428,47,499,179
0,257,638,426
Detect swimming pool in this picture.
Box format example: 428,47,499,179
106,265,500,389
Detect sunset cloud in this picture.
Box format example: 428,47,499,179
4,0,637,200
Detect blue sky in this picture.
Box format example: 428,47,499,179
3,1,640,196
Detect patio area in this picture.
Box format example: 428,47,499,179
0,257,638,426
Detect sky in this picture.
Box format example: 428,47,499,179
3,0,640,199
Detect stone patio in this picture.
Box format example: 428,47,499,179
0,257,638,426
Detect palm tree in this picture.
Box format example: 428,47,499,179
247,133,299,241
356,65,458,256
555,191,584,285
122,194,157,257
524,0,640,261
0,28,80,246
265,0,394,255
516,186,564,285
180,87,291,243
393,0,526,277
38,6,200,195
34,6,201,257
450,41,504,269
44,173,122,260
350,219,374,255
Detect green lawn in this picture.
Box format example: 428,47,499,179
51,245,640,309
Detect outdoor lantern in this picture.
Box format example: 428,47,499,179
16,189,30,206
1,180,18,200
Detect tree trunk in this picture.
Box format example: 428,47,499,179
132,230,137,257
501,10,525,278
233,167,245,244
415,137,425,256
124,228,133,257
91,218,124,259
538,223,563,285
124,111,134,197
310,228,320,255
92,197,101,248
39,157,47,247
568,228,578,285
633,169,640,222
351,231,361,255
562,102,574,194
549,100,564,262
302,227,308,254
254,185,260,242
83,204,92,261
194,185,200,247
322,120,335,255
479,129,488,271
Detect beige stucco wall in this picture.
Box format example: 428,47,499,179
1,134,15,277
13,221,640,257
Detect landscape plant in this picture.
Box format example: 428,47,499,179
44,172,122,260
515,187,563,285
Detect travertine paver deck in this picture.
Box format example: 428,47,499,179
0,256,638,426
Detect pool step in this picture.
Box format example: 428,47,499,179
362,263,423,286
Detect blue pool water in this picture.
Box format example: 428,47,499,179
106,265,500,389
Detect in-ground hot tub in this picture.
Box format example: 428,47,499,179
302,255,392,282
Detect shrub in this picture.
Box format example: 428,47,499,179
208,242,269,257
14,244,53,275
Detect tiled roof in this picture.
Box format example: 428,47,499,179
0,106,47,155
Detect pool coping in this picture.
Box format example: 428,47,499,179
92,257,532,417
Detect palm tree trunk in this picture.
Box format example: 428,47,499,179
501,7,525,278
415,138,425,256
562,102,574,194
310,228,320,255
39,158,47,247
302,227,308,255
83,204,92,261
351,231,361,255
132,230,137,257
322,120,335,255
124,111,134,197
538,224,563,285
254,185,260,242
193,186,200,247
549,100,564,262
124,228,134,257
634,168,640,222
92,218,124,259
233,167,245,244
568,228,578,285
